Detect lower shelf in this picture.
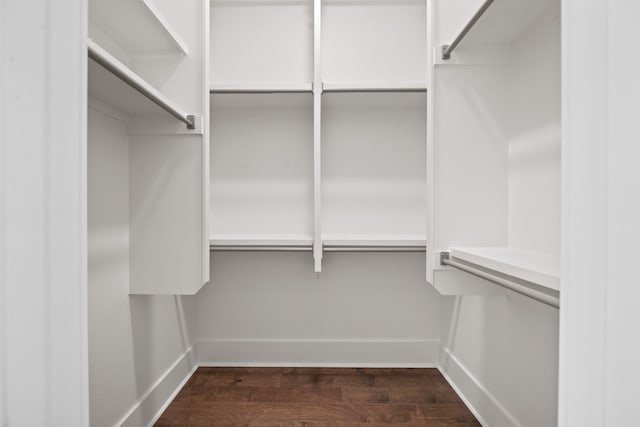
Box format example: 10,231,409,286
209,234,427,252
449,247,560,291
209,235,313,251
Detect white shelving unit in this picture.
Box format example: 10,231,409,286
209,0,428,271
430,0,561,304
87,0,209,295
89,0,188,60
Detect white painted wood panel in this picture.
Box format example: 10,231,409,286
508,11,561,255
1,0,88,424
210,0,313,86
322,0,427,84
210,93,314,242
560,1,640,426
322,92,427,240
432,65,509,253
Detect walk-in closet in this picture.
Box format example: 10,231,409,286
4,0,640,426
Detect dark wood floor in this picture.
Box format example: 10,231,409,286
155,367,481,426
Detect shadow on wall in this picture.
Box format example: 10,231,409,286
128,294,196,424
440,292,559,427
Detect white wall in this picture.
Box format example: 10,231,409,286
197,252,440,366
1,0,88,425
508,11,561,254
441,294,559,427
88,107,198,427
559,0,640,425
210,93,314,240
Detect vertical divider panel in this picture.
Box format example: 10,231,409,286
426,0,435,283
313,0,323,272
202,0,211,283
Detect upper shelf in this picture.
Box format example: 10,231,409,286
322,82,428,93
448,246,560,291
442,0,559,59
89,0,188,58
210,83,313,94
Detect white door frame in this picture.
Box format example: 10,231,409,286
0,0,89,425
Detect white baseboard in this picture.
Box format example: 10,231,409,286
439,346,522,427
116,345,197,427
113,341,527,427
197,338,440,368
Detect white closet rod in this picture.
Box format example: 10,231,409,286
440,252,560,308
441,0,495,60
87,39,195,129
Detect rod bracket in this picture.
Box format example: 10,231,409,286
440,251,451,265
442,45,451,60
186,115,196,130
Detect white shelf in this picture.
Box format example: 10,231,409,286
87,40,189,119
456,0,558,48
89,0,188,57
210,83,313,94
209,235,313,250
449,247,560,291
322,82,428,93
323,234,426,248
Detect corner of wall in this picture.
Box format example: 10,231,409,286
117,345,198,427
438,343,523,427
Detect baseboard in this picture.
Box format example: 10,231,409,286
113,341,526,427
116,345,197,427
439,345,522,427
197,338,440,367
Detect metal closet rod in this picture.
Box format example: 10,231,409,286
87,40,195,129
210,245,312,252
441,0,495,60
209,87,312,94
209,244,426,253
440,252,560,309
324,246,426,252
